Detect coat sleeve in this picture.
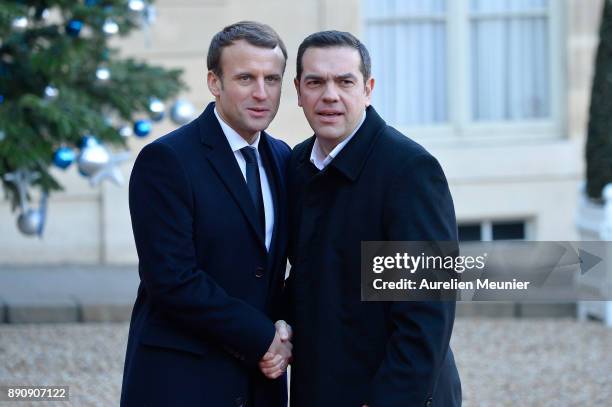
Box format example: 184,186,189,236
129,141,275,365
368,153,457,406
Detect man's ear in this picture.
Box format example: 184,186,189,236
294,77,302,107
207,71,222,97
364,77,375,107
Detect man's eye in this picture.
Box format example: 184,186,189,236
307,80,321,86
238,76,251,82
265,76,280,83
341,80,354,86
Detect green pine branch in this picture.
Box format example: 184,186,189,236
0,0,187,208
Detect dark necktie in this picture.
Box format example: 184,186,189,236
240,146,265,235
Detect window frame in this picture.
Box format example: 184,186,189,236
360,0,566,144
458,218,533,241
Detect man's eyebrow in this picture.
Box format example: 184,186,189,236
335,73,357,81
302,74,324,81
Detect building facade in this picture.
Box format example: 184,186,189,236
0,0,600,263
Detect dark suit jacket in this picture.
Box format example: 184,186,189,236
286,106,461,407
121,102,291,407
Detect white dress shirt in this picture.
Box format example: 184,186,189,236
214,108,274,250
310,111,367,170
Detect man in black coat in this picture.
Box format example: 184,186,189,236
121,22,293,407
286,31,462,407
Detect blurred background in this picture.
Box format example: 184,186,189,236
1,0,611,406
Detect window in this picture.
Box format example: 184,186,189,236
363,0,448,126
458,220,527,241
362,0,562,140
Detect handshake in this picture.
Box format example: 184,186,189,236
258,320,293,379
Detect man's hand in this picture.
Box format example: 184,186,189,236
258,320,293,379
274,320,292,342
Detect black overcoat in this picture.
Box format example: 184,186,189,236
121,102,290,407
286,106,461,407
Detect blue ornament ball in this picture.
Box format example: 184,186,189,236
133,119,152,137
65,19,83,37
53,146,76,169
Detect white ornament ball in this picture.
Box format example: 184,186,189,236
78,141,110,177
128,0,146,12
118,125,133,138
44,85,59,100
12,16,28,31
149,98,165,121
103,19,119,35
96,67,111,82
170,100,196,125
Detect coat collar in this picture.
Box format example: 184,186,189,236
298,105,386,182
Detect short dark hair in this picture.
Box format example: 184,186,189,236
207,21,288,77
296,30,371,82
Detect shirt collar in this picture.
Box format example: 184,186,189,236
310,110,366,170
214,107,261,152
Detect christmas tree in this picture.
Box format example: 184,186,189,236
0,0,190,236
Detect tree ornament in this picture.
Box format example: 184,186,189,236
76,137,129,186
89,150,130,186
118,125,133,138
52,146,76,169
77,136,109,177
95,66,111,82
44,85,59,100
103,19,119,36
170,99,196,125
12,16,28,32
4,170,48,237
128,0,146,12
65,19,84,37
149,97,165,121
17,208,44,236
133,119,152,137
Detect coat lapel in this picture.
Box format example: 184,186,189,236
197,103,266,250
259,133,283,256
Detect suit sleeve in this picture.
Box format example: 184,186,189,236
129,142,275,365
368,153,457,406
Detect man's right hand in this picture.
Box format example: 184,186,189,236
258,322,293,379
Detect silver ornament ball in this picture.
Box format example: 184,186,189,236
44,85,59,100
17,209,43,236
12,16,28,31
119,125,133,138
103,19,119,35
170,100,196,125
149,98,165,121
96,67,111,82
128,0,146,12
78,141,110,177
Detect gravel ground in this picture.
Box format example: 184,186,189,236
0,319,610,406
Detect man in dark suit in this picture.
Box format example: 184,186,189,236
121,21,292,407
286,31,462,407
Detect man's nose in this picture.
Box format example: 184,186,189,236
252,78,267,101
321,82,339,102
